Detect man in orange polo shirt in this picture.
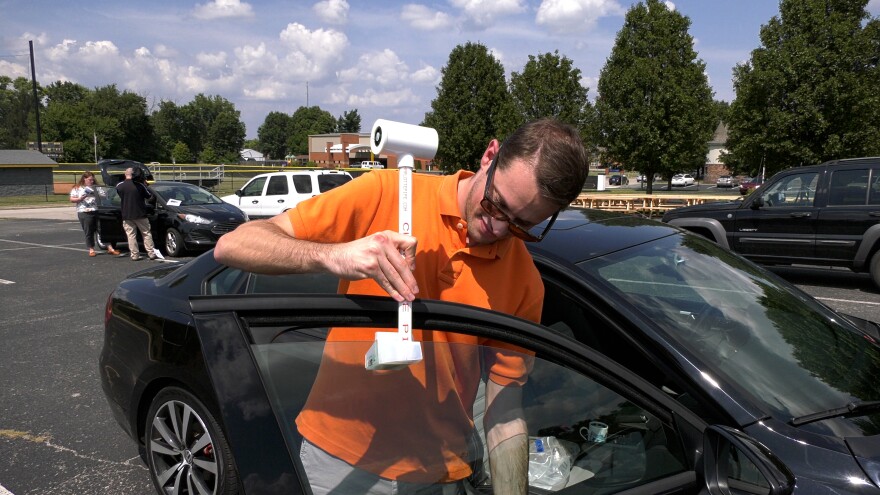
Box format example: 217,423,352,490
214,118,589,493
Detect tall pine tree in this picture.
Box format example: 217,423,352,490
422,42,516,172
726,0,880,176
594,0,715,193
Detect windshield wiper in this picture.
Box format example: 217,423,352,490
790,400,880,427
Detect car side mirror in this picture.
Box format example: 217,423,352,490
702,425,795,495
751,196,764,209
235,189,243,197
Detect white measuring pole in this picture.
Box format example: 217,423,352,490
397,153,414,342
364,119,435,371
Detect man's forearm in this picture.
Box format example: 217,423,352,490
488,433,528,494
484,379,528,494
214,218,331,274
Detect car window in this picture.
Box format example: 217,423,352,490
204,268,339,295
575,233,880,436
317,174,352,192
828,168,869,206
292,175,313,194
871,170,880,205
246,324,689,492
241,177,267,197
266,176,289,196
758,172,818,207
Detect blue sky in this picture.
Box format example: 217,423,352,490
2,0,879,139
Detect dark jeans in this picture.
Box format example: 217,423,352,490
77,211,98,249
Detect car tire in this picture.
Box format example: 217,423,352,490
871,250,880,290
165,228,185,257
145,387,239,495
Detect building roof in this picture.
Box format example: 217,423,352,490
0,150,58,166
709,122,728,146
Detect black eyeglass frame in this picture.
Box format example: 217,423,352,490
479,155,559,242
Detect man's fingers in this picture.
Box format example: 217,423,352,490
378,250,417,302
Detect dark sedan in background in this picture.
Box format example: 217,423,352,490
99,208,880,494
94,181,247,257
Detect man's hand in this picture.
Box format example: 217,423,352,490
328,230,418,302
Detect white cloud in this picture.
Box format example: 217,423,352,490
665,1,676,11
279,23,348,81
0,60,28,79
196,51,228,69
451,0,526,29
313,0,349,24
333,86,420,108
338,49,409,85
535,0,624,34
192,0,254,20
411,64,439,84
401,4,453,30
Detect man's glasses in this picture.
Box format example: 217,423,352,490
480,156,558,242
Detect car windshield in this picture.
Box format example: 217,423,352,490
152,183,224,205
578,233,880,434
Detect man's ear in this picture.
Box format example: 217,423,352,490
479,139,501,171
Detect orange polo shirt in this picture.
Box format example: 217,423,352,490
290,170,543,483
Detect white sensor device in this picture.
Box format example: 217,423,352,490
365,119,439,371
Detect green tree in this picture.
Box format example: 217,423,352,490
725,0,880,176
258,111,294,160
288,106,337,156
336,109,362,133
180,94,246,160
0,76,39,149
423,42,517,173
172,141,193,163
151,100,189,162
207,110,246,162
509,51,592,133
594,0,715,193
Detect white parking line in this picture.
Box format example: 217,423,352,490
0,279,14,285
0,238,86,252
816,296,880,306
0,483,14,494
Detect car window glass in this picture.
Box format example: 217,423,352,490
759,172,818,207
292,175,313,194
246,325,689,492
205,267,248,295
828,169,869,206
266,176,289,196
871,170,880,205
725,443,771,493
577,233,880,436
317,174,352,192
241,177,267,197
96,186,120,207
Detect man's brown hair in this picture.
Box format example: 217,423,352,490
496,118,589,208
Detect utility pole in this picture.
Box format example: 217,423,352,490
29,40,42,153
306,81,309,107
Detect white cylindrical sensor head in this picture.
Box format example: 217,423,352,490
371,119,438,160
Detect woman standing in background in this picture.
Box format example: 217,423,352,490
69,171,120,257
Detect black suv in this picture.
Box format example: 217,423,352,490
662,157,880,288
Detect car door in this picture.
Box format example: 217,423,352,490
94,185,127,244
233,176,268,217
189,295,794,494
815,166,877,263
732,171,820,261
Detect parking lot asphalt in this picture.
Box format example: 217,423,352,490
0,206,77,221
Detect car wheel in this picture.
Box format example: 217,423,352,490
145,387,238,495
94,231,108,250
871,250,880,290
165,228,185,257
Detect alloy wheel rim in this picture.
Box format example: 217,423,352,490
166,232,178,254
149,399,218,495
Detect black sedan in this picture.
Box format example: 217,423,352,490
99,208,880,494
94,181,247,257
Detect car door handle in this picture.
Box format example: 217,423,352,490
250,200,259,204
277,199,285,203
790,212,811,218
